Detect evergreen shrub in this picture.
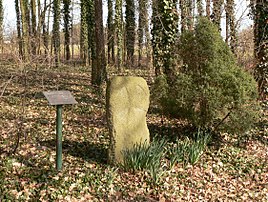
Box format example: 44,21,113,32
152,18,259,134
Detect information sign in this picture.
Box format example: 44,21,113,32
43,90,77,171
43,91,77,105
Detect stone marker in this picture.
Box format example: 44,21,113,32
106,76,150,163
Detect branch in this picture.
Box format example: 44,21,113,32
213,107,234,132
0,75,14,97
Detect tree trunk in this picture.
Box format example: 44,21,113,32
107,0,115,65
152,0,178,78
186,0,194,30
0,0,3,54
206,0,210,19
71,0,74,59
212,0,223,30
80,0,89,65
15,0,23,57
138,0,151,67
63,0,71,61
226,0,236,53
138,0,145,67
125,0,135,67
253,0,268,98
52,0,61,66
43,0,51,58
20,0,30,61
87,0,96,80
37,0,41,54
152,0,162,75
180,0,187,32
30,0,37,55
225,2,229,43
162,0,178,81
197,0,203,16
115,0,123,70
144,0,151,67
93,0,106,86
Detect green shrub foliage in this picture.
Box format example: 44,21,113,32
152,18,259,134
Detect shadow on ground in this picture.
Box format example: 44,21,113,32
148,122,196,142
39,139,108,164
253,119,268,146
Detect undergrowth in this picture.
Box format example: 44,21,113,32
0,65,267,201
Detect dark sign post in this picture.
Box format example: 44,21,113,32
43,91,77,171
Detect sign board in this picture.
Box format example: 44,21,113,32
43,91,77,105
42,90,77,171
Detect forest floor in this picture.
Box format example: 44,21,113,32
0,64,267,201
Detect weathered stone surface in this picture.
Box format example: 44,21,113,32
106,76,150,163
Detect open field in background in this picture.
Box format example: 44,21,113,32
0,64,267,201
0,42,153,71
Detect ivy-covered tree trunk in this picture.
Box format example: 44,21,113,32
252,0,268,98
180,0,187,32
93,0,106,86
15,0,23,57
197,0,203,16
152,0,162,75
107,0,115,65
162,0,178,79
125,0,135,67
52,0,61,66
206,0,210,19
225,0,236,53
19,0,30,61
80,0,89,65
152,0,178,79
63,0,71,61
186,0,194,30
115,0,123,70
212,0,223,30
87,0,96,82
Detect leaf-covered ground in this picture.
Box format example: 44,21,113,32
0,65,267,201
